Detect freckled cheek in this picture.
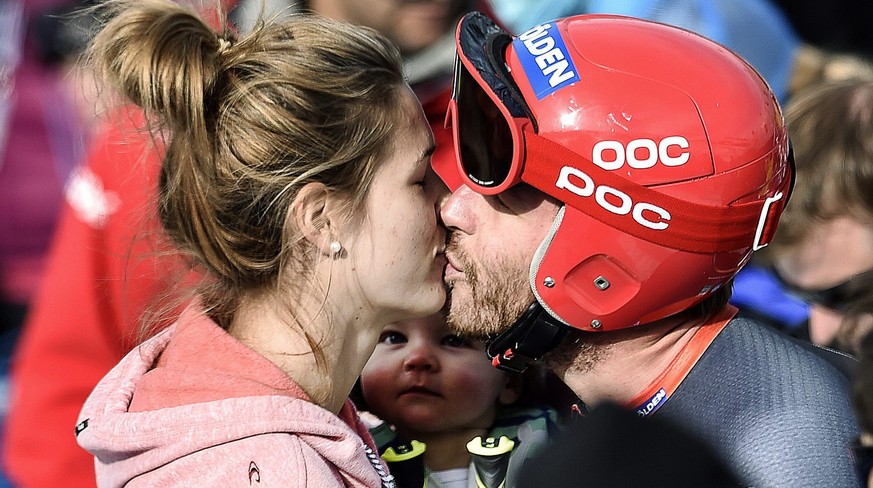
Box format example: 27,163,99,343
376,203,439,262
398,212,438,250
414,206,439,240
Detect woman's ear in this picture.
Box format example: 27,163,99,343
291,182,335,256
499,373,524,406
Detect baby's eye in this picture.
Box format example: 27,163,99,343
378,331,407,345
443,334,470,348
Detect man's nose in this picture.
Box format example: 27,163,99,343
440,184,477,233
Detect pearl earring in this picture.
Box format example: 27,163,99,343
330,241,342,256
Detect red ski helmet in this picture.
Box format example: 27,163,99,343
436,12,794,333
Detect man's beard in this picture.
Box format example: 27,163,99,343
544,328,609,376
444,233,533,341
444,233,609,374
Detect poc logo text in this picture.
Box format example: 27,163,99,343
593,136,690,170
556,166,671,230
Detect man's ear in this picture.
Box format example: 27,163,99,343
290,182,337,256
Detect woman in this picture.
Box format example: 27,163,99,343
74,0,447,486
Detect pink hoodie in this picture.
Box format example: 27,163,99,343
75,303,394,487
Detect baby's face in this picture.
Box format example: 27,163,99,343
360,314,513,439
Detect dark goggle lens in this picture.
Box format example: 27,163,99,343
456,63,514,188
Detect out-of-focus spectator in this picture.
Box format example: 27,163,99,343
757,78,873,356
0,0,94,485
789,44,873,96
733,51,873,340
2,106,192,487
0,0,23,159
0,0,95,331
0,2,25,484
234,0,483,187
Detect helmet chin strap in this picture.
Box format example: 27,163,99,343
485,302,570,373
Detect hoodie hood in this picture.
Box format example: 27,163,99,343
75,303,389,487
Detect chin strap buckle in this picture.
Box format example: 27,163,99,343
486,303,570,373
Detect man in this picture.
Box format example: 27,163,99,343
434,12,859,487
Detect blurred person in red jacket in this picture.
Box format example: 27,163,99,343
0,0,98,337
0,1,99,484
2,0,492,486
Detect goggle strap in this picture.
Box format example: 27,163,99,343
521,133,789,254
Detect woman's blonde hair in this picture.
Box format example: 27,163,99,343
87,0,406,327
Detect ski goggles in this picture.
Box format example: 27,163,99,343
444,12,676,205
441,12,794,254
442,11,539,195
